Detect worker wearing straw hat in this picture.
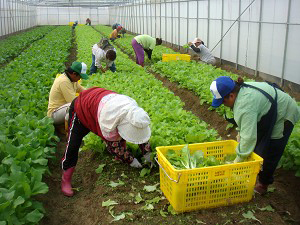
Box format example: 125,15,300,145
61,87,153,197
188,38,216,65
210,76,300,195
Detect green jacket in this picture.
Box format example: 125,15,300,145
233,82,300,160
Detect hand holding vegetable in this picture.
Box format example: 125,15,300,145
143,152,154,168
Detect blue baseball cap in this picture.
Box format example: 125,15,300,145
210,76,235,107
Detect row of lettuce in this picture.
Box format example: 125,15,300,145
0,26,55,65
0,26,72,224
93,25,300,176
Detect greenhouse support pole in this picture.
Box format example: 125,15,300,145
186,0,189,51
14,0,16,32
0,0,2,36
135,0,138,33
165,1,167,43
57,6,59,25
207,0,210,47
255,0,262,77
211,0,256,52
281,0,291,87
129,3,132,31
235,0,241,69
160,0,161,37
155,0,157,37
171,0,173,47
97,7,99,26
196,0,199,36
15,0,18,31
139,0,142,34
220,0,224,64
151,1,153,36
47,7,49,25
7,0,12,34
143,0,145,34
146,0,148,35
178,0,180,50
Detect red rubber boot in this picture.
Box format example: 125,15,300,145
61,167,75,197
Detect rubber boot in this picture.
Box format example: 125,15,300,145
61,167,75,197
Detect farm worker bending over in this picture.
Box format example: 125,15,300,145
85,18,91,26
188,38,216,65
111,23,126,37
132,34,162,67
61,87,152,196
90,38,117,75
72,20,78,30
47,61,88,127
109,26,122,41
112,23,121,30
210,76,300,195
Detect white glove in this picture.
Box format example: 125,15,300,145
143,152,152,163
130,158,142,168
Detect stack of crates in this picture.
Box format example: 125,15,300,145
162,54,191,62
156,140,263,212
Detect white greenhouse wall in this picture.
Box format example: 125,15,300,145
109,0,300,87
0,0,37,36
36,7,109,26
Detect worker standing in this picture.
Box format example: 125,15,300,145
210,76,300,195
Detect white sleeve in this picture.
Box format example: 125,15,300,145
95,49,105,68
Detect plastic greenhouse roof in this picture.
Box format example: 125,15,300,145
13,0,137,7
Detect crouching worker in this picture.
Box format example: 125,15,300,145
188,38,216,65
109,26,122,41
47,62,88,133
90,38,117,75
61,87,152,196
210,76,300,195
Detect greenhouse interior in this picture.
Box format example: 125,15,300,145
1,0,300,224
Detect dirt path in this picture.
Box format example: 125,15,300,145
38,28,300,225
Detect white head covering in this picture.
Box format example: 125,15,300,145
99,95,151,144
192,38,202,44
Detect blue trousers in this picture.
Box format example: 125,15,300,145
89,54,116,75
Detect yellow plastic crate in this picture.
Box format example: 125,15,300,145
68,22,84,26
156,140,263,212
162,54,191,62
